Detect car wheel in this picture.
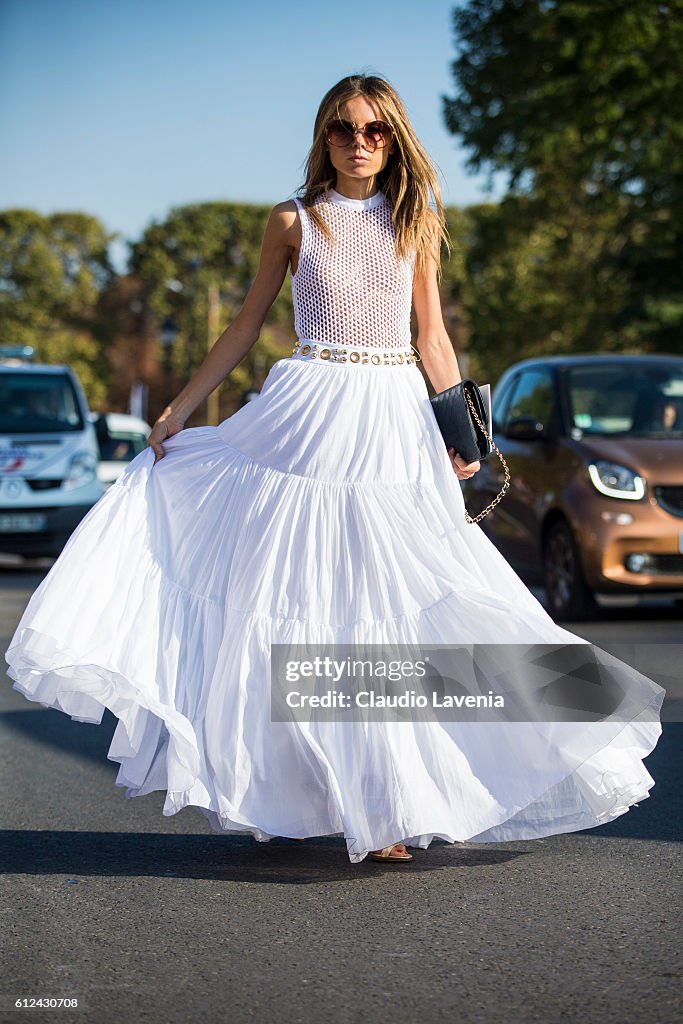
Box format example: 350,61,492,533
542,519,598,622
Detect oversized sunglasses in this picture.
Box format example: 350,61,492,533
325,118,393,152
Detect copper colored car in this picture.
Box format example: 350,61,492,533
462,354,683,620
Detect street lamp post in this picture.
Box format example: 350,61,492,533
160,315,179,407
207,283,221,426
185,257,203,384
159,270,228,426
128,298,151,422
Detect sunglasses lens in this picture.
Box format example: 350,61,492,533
326,120,353,146
365,122,390,148
326,120,392,150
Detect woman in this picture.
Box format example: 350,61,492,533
5,74,664,865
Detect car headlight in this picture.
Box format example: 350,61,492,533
587,460,645,500
64,452,98,490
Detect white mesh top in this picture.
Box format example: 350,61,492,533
291,187,415,350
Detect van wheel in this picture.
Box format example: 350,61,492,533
542,520,598,622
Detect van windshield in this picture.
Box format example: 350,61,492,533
567,363,683,438
0,372,84,433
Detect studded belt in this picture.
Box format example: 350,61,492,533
291,339,421,366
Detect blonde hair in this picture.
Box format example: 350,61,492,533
297,73,450,279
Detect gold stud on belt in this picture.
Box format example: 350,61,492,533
291,341,420,365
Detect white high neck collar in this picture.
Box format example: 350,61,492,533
326,187,384,211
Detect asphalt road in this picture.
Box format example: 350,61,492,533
1,566,681,1024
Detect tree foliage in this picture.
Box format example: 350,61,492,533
442,0,683,361
0,203,295,421
0,210,117,404
129,201,294,419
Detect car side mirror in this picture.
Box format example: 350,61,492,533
504,416,546,440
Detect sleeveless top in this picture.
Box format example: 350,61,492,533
291,188,415,350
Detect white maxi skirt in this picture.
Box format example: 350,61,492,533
4,350,665,863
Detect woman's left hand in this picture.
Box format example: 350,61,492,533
448,448,480,480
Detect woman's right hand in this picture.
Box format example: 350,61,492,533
448,448,480,480
148,413,186,464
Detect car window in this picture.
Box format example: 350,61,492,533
567,363,683,437
504,369,555,429
491,374,517,429
0,372,84,432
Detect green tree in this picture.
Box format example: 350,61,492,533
129,201,295,421
457,196,639,382
0,210,117,404
442,0,683,356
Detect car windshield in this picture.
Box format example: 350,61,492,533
98,431,148,462
567,363,683,438
0,372,84,433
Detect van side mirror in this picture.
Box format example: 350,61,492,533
94,415,110,447
504,416,546,440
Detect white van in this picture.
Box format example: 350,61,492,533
0,347,104,558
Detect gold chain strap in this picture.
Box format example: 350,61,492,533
460,389,511,525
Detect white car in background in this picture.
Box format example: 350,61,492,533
90,412,151,489
0,353,105,559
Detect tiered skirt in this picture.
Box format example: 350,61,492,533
5,353,665,862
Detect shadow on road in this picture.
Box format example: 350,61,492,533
0,828,530,882
2,691,680,881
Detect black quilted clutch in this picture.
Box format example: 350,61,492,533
429,378,492,464
429,378,510,523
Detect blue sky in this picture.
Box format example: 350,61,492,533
0,0,504,273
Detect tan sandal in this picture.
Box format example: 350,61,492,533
368,842,413,863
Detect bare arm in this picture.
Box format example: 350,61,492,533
412,223,479,479
148,200,298,461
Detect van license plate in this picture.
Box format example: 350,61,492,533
0,514,47,532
